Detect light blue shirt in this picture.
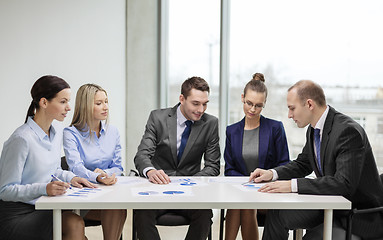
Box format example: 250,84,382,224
0,117,75,205
63,122,123,183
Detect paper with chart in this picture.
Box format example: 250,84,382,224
131,178,204,196
236,182,266,191
63,187,111,199
116,176,148,185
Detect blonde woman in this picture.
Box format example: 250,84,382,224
63,83,126,240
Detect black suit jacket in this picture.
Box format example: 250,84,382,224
275,106,383,237
134,104,221,177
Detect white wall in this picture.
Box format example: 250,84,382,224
0,0,127,167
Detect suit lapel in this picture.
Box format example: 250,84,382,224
167,105,178,166
320,107,335,175
258,116,269,169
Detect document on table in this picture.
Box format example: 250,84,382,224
116,176,148,185
208,177,249,184
132,185,194,196
169,177,207,186
235,182,266,191
63,187,111,199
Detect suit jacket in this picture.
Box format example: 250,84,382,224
275,106,383,237
134,104,221,177
224,116,290,176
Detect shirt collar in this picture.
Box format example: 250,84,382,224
79,121,107,137
177,105,189,126
312,105,329,134
26,116,56,141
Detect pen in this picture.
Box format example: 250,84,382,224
51,174,72,189
241,180,254,185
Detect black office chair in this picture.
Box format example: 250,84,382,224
219,209,297,240
345,174,383,240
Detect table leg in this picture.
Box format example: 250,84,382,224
53,209,62,240
323,209,333,240
295,229,303,240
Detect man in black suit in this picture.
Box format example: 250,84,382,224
250,80,383,239
134,76,221,240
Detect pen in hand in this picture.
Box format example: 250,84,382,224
51,174,72,189
242,180,254,185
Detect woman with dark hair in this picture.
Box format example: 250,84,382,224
64,83,126,240
0,75,94,240
224,73,290,240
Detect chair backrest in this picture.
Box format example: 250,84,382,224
61,156,69,171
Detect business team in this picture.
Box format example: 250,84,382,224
1,75,383,240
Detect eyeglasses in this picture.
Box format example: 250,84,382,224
243,100,265,109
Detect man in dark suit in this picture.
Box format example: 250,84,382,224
134,76,221,240
249,80,383,239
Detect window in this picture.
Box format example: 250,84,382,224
167,0,220,119
378,117,383,135
166,0,383,168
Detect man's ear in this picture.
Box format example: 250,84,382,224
306,99,315,110
179,94,185,104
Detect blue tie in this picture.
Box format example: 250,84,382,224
314,128,322,174
178,120,192,162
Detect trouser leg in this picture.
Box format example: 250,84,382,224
262,209,323,240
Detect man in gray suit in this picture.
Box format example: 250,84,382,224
134,76,221,240
249,80,383,239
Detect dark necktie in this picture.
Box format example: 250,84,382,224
178,120,192,162
314,128,322,174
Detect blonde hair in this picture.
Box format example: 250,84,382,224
70,83,108,137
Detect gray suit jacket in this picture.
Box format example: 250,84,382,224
134,104,221,177
275,106,383,237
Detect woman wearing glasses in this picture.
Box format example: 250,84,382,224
224,73,290,240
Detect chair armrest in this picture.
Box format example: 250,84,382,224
351,206,383,215
346,206,383,240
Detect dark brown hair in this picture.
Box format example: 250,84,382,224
181,76,210,99
25,75,70,123
288,80,326,107
243,73,268,99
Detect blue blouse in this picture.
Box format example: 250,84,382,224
63,122,123,183
0,117,75,204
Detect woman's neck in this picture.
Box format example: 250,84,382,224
244,116,260,130
33,112,52,136
90,120,101,137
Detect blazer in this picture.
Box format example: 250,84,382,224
224,116,290,176
275,106,383,237
134,104,221,177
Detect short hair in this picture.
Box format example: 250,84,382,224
243,73,268,100
288,80,326,107
181,76,210,99
70,83,108,136
26,75,70,123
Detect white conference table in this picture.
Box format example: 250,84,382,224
36,176,351,240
